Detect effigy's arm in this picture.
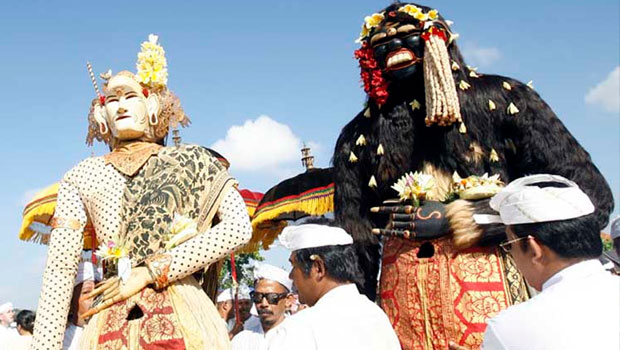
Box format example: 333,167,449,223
31,179,86,350
164,187,252,283
447,78,614,249
333,113,376,243
500,80,614,229
333,113,383,300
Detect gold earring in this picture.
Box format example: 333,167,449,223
149,114,158,126
99,122,108,135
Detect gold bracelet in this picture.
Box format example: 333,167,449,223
145,253,172,290
50,217,81,230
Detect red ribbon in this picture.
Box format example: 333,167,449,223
230,252,241,324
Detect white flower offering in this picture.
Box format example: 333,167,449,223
391,171,435,207
164,213,198,250
452,172,504,200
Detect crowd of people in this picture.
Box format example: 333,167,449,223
3,195,620,349
2,1,619,349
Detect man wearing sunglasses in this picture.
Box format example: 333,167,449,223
450,174,619,350
266,223,401,350
232,263,294,350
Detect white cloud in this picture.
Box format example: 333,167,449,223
461,42,501,68
585,66,620,113
211,115,316,173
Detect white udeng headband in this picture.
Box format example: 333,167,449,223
280,224,353,251
474,174,594,226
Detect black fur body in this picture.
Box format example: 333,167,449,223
333,41,614,300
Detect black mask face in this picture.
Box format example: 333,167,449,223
370,22,425,81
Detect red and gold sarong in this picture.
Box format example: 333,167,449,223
380,236,528,350
81,276,231,350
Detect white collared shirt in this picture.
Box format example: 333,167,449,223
62,324,83,350
233,320,289,350
266,284,401,350
482,259,620,350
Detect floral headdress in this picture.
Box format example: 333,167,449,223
86,34,190,146
354,4,462,128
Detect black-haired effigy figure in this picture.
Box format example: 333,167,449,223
333,3,614,349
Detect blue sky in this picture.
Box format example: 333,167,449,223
0,1,618,309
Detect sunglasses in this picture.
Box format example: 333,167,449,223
499,235,533,253
250,291,289,305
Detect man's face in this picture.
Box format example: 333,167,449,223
288,253,319,306
103,75,150,140
253,279,290,330
76,280,96,326
238,299,252,322
216,300,233,321
0,309,14,326
370,21,425,81
506,227,544,291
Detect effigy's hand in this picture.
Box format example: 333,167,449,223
80,266,154,319
370,200,450,240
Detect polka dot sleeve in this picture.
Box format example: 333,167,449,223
167,187,252,282
31,179,87,350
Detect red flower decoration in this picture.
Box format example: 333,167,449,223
142,88,149,98
354,42,389,106
421,26,447,42
98,95,106,105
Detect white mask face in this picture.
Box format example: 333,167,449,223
103,75,150,140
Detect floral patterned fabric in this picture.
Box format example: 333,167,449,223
380,236,529,350
32,144,251,350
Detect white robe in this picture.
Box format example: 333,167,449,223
483,259,620,350
62,324,83,350
266,284,401,350
0,325,19,345
232,322,284,350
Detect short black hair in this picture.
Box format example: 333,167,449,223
294,244,364,286
511,213,602,259
294,218,364,288
15,310,35,333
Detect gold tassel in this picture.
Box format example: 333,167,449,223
355,134,367,146
459,122,467,134
423,32,462,127
459,80,471,90
410,99,421,110
490,148,499,162
449,33,460,44
507,102,519,115
349,151,358,163
247,190,335,253
368,176,377,188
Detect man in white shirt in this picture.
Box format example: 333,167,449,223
266,222,401,350
232,263,295,350
218,286,256,338
450,174,620,350
0,302,19,343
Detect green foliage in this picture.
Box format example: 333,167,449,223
602,235,614,252
218,251,264,289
